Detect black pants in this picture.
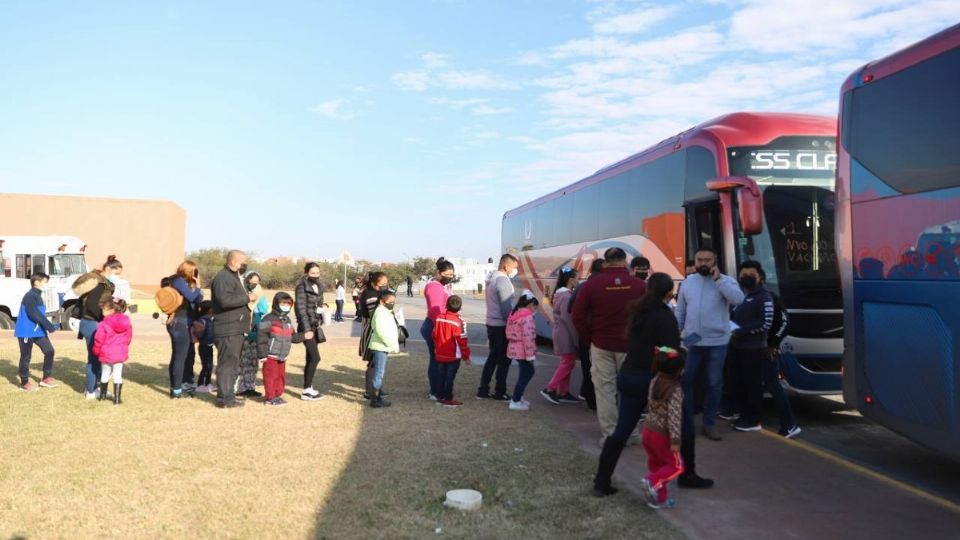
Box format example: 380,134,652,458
197,344,214,386
729,346,766,425
478,325,511,396
334,300,344,322
215,334,245,401
18,336,55,385
167,319,191,391
594,369,654,489
303,333,322,389
183,342,197,385
578,337,596,408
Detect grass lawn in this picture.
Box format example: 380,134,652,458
0,323,682,539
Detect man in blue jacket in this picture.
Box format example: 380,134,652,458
15,273,58,391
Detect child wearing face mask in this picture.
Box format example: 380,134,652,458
367,290,401,408
727,260,774,433
256,292,313,406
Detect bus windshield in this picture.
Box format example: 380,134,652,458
728,137,840,309
49,254,87,277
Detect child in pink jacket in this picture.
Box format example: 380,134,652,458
506,290,539,411
93,298,133,405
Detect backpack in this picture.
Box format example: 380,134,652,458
155,286,183,325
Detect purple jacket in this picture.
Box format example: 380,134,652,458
551,288,578,355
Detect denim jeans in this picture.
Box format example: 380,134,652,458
594,369,654,489
681,345,728,428
479,325,510,396
335,300,344,322
436,360,461,401
18,336,55,385
512,360,535,402
167,318,191,392
371,350,388,390
79,319,101,394
421,318,440,396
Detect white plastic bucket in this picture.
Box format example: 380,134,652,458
444,489,482,511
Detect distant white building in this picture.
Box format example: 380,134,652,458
446,257,496,294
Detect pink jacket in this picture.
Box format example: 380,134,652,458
423,280,451,321
93,313,133,364
506,308,537,360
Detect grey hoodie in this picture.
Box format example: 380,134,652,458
675,272,745,347
485,271,515,327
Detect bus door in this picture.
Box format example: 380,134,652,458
685,198,726,273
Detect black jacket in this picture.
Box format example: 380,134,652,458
75,270,115,322
359,287,380,322
211,266,251,338
731,285,774,350
767,293,789,350
622,302,681,373
294,276,324,331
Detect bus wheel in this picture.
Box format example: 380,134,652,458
0,312,13,330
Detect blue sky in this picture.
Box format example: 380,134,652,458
1,1,957,261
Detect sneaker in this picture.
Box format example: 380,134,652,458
641,478,659,505
441,399,463,408
19,381,38,392
508,400,529,411
576,394,588,402
521,399,530,407
702,426,723,441
301,389,323,401
196,384,214,394
276,397,288,405
429,394,438,402
475,390,491,400
217,399,245,409
590,486,619,498
240,388,262,398
182,382,197,392
39,377,58,388
540,389,561,405
265,398,286,407
678,473,714,489
491,392,511,401
783,425,802,439
647,498,676,510
558,393,582,404
717,411,740,421
734,421,762,432
85,391,98,400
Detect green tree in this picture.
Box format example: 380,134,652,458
412,257,436,280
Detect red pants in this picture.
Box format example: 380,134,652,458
263,358,286,400
642,428,684,503
546,353,576,395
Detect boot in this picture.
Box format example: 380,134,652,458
364,365,374,399
114,383,123,405
99,382,109,401
371,389,392,408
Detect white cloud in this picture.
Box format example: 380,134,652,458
592,5,679,35
308,99,353,120
392,54,521,92
421,52,450,69
472,105,514,116
427,97,488,109
392,71,430,91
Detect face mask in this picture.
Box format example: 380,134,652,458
696,266,711,276
247,282,258,292
237,263,248,275
383,302,395,310
107,275,120,284
636,271,649,280
508,268,518,279
279,305,292,313
309,276,320,284
439,275,453,285
738,276,758,290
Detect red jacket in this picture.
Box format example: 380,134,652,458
433,310,470,362
571,267,646,352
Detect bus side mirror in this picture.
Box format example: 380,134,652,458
706,176,764,236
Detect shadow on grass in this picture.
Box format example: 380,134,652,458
310,345,680,540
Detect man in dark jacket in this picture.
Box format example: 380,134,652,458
569,258,605,409
211,250,256,408
571,247,646,442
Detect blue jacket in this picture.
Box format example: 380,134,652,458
14,288,56,338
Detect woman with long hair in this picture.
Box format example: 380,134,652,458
295,262,326,400
593,272,681,496
359,272,388,399
422,257,455,400
73,255,123,399
168,260,204,399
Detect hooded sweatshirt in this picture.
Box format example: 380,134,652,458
485,271,515,327
674,272,745,347
93,312,133,364
256,292,307,362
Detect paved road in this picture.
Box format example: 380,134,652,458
391,293,960,508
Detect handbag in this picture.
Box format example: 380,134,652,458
313,324,327,344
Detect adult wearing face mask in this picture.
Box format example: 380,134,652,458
477,254,519,400
674,248,743,488
422,257,456,401
630,256,652,281
236,271,269,398
295,263,326,400
72,255,123,399
211,250,256,408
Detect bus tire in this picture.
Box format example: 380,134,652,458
0,312,13,330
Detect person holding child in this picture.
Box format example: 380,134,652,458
432,295,471,407
367,288,401,408
15,273,58,391
506,290,539,411
256,292,314,407
93,298,133,405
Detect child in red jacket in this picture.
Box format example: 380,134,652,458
432,295,471,408
93,299,133,405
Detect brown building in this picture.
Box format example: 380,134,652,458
0,193,185,288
